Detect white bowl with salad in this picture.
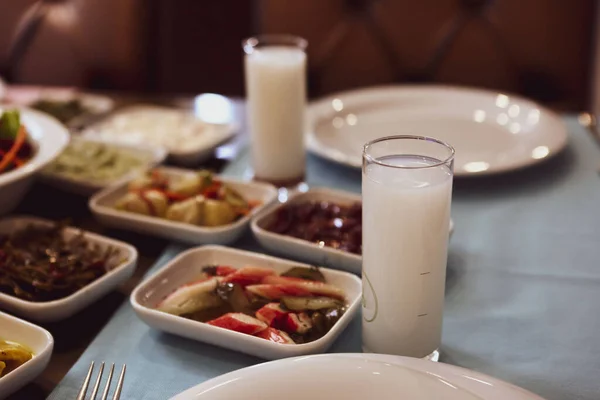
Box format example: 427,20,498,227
0,107,70,215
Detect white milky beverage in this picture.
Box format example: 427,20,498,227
245,46,306,182
362,155,452,357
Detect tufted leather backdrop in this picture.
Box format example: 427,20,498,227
0,0,596,110
258,0,596,109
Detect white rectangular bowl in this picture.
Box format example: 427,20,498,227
89,167,278,245
252,188,363,274
82,104,238,166
131,245,361,360
252,187,454,274
0,216,138,322
39,136,168,196
0,312,53,399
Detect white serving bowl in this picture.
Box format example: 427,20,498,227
0,107,69,214
0,216,138,322
131,245,361,360
0,311,54,400
90,167,278,245
252,187,455,274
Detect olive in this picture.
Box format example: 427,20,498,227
311,311,326,333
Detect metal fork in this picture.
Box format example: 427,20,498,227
76,361,126,400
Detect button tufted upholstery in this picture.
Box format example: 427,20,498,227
258,0,595,109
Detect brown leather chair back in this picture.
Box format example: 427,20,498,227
258,0,595,109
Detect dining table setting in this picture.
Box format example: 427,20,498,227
0,33,599,400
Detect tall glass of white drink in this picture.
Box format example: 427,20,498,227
243,35,307,186
362,135,454,360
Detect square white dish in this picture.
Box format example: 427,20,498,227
0,216,138,322
130,245,361,360
81,104,238,166
39,136,168,196
252,187,454,274
89,167,278,245
0,311,54,400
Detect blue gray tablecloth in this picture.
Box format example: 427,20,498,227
49,116,600,400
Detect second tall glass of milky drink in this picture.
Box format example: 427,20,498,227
243,35,307,186
362,136,454,360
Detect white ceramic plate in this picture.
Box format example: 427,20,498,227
173,353,544,400
0,311,54,400
89,167,278,245
0,107,70,215
82,105,238,166
252,187,454,274
40,137,168,196
131,246,361,360
307,85,567,176
0,216,138,322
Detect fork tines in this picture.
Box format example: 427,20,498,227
77,361,126,400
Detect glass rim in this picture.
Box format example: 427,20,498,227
242,34,308,54
363,135,455,169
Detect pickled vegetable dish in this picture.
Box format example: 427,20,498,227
115,170,257,227
0,110,35,175
265,201,362,254
0,339,33,378
156,265,347,344
31,98,89,124
0,222,124,302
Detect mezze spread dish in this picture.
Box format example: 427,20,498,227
85,106,220,153
264,200,362,255
0,339,33,378
114,170,258,227
0,110,35,176
44,139,152,183
156,265,347,344
0,221,126,302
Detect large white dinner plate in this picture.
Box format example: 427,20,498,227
307,85,567,176
0,311,53,400
173,353,544,400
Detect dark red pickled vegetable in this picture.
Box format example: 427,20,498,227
264,201,362,254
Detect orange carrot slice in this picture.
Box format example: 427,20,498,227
0,126,26,173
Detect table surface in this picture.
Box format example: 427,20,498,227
6,98,600,400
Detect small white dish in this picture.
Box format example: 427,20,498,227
131,245,361,360
82,105,237,166
307,85,567,176
40,137,167,196
1,86,114,128
0,106,70,215
0,311,54,400
89,167,278,245
172,353,545,400
252,187,454,274
0,216,138,322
